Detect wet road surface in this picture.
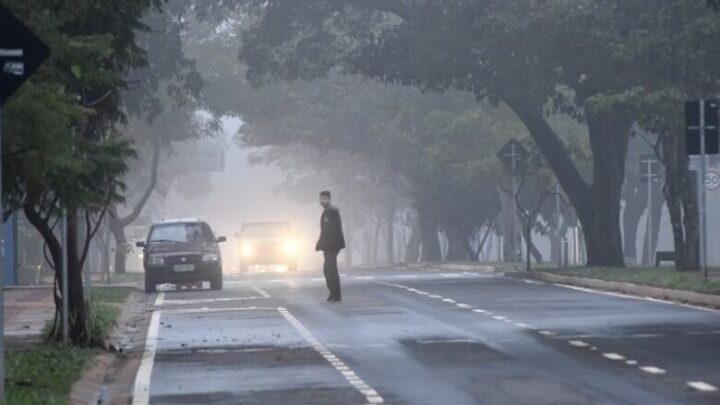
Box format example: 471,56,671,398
131,267,720,404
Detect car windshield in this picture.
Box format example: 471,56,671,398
149,223,213,243
241,223,289,238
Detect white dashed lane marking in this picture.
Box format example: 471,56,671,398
278,307,384,404
376,280,712,390
602,353,626,361
687,381,718,392
639,366,667,375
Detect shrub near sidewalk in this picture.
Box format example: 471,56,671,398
5,287,129,405
542,266,720,296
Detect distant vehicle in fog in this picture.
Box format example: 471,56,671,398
137,218,226,293
237,221,299,272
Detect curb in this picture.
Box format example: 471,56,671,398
511,270,720,309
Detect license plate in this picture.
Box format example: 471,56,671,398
173,264,195,272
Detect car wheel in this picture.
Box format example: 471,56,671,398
144,274,157,293
210,271,223,290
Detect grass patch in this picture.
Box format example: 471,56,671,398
542,266,720,295
9,289,128,404
109,272,144,283
6,344,97,405
89,286,132,303
88,303,121,346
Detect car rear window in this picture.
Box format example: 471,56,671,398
149,223,214,243
241,223,289,238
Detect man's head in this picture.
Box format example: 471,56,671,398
319,190,332,208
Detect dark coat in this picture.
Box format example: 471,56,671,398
316,206,346,252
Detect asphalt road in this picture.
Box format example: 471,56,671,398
131,266,720,405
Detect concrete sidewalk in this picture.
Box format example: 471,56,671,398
4,287,54,346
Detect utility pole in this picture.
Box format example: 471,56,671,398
699,101,708,278
497,139,528,271
639,155,659,267
61,212,69,344
555,183,562,269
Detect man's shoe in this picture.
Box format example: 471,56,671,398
329,297,342,303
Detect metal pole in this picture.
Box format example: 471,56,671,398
61,212,69,344
0,74,6,401
510,144,518,270
646,161,653,267
700,101,708,278
555,183,561,269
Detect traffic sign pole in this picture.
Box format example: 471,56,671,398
0,64,5,401
511,143,518,270
700,101,708,278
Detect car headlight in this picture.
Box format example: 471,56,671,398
283,240,298,255
148,256,164,266
241,243,254,257
203,252,220,262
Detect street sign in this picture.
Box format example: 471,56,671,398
706,170,720,191
639,154,660,183
0,3,50,105
187,148,225,172
686,100,719,155
497,138,529,174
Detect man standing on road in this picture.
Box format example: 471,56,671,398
316,190,345,302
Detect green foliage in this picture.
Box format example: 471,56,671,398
90,287,132,303
6,344,97,405
545,266,720,296
88,303,121,347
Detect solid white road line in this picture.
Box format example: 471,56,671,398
568,340,589,348
132,294,164,405
552,283,720,314
278,307,384,404
155,292,165,306
160,297,263,305
687,381,718,392
252,286,271,298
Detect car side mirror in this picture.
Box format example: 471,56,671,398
136,241,146,248
216,236,227,243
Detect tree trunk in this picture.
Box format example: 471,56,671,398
405,220,421,263
661,130,700,271
109,141,160,274
386,206,395,264
507,97,629,267
584,109,632,267
640,185,664,265
419,212,441,262
110,219,128,274
622,185,646,264
66,209,90,344
445,227,469,262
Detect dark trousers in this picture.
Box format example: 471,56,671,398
323,250,341,299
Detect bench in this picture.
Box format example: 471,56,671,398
655,251,676,267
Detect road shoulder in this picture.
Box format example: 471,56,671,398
70,289,157,405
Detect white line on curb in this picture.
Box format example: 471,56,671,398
131,294,164,405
